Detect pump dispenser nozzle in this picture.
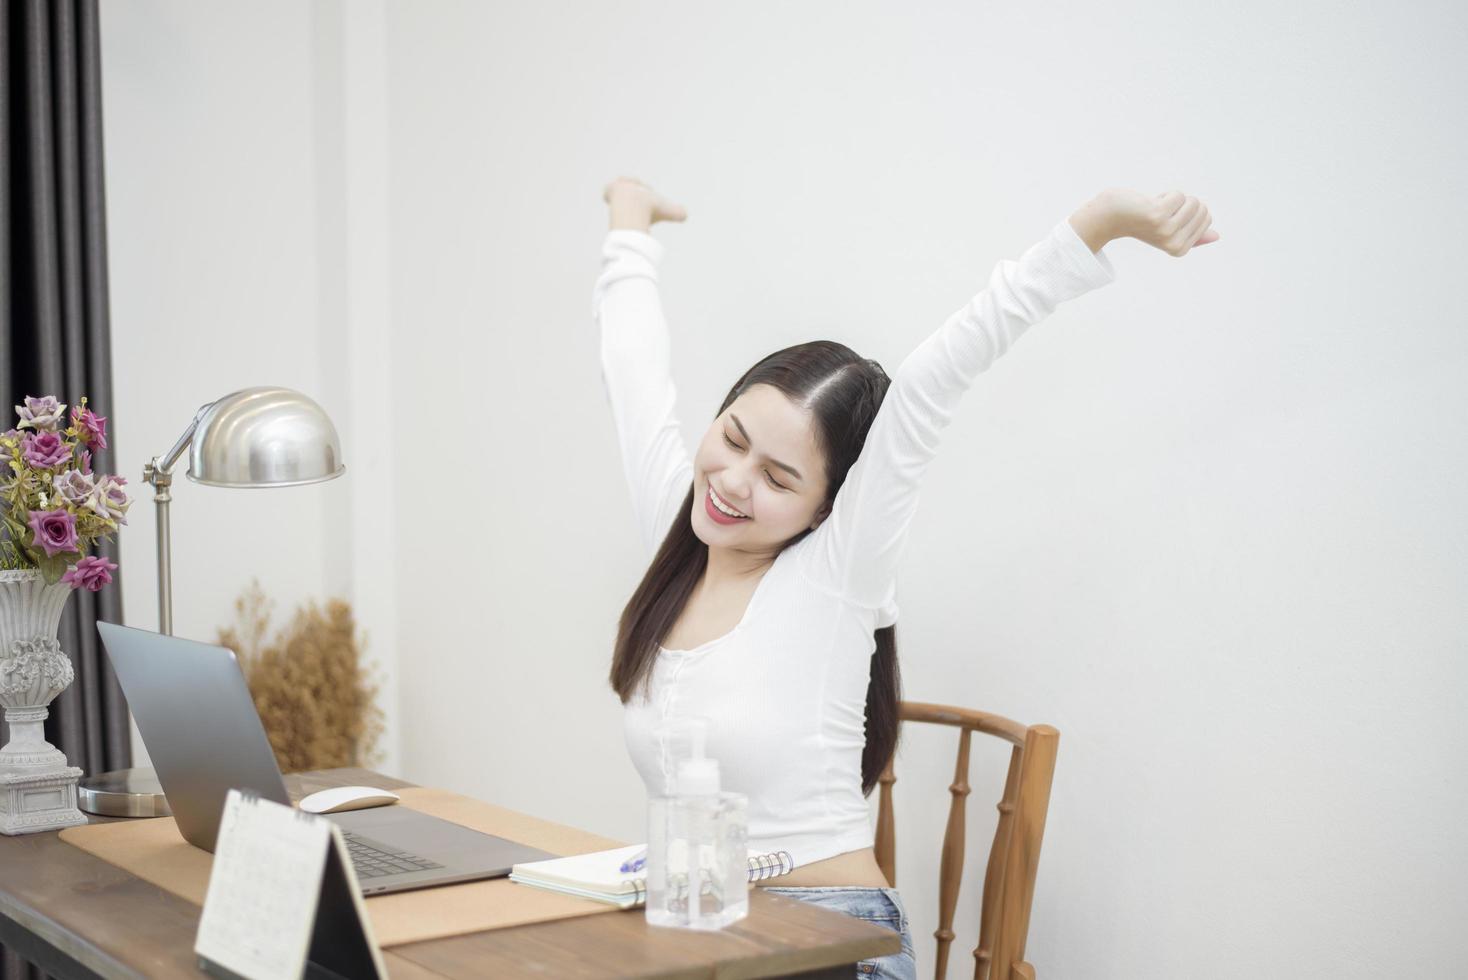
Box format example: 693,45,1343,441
657,715,719,795
676,756,720,796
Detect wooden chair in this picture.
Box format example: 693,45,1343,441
874,702,1059,980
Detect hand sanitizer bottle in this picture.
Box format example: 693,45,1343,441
645,718,749,930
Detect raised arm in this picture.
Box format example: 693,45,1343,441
592,178,695,559
796,189,1218,610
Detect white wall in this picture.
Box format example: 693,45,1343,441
100,0,400,773
101,1,1467,976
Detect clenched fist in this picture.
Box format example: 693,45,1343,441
1100,188,1220,256
603,177,688,232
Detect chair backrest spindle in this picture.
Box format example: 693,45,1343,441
932,727,972,976
976,745,1023,977
876,766,898,886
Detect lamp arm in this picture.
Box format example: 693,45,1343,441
153,402,214,478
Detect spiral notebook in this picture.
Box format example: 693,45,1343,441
509,842,796,909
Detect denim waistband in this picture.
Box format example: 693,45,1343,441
762,885,909,932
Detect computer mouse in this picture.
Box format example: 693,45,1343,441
298,785,402,814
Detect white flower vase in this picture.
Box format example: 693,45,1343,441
0,569,87,834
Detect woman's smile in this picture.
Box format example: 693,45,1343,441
705,483,750,524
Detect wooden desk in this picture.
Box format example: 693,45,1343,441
0,767,899,979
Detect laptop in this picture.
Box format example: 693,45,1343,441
96,621,558,895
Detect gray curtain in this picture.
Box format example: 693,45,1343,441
2,1,130,977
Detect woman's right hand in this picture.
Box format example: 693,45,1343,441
603,177,688,232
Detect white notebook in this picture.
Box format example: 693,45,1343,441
509,842,796,909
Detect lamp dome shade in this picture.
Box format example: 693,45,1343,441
186,386,345,488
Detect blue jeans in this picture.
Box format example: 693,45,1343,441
763,886,917,979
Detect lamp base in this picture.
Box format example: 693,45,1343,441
77,766,171,818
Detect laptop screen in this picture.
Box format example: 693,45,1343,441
96,621,292,851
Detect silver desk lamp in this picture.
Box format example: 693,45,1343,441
77,386,345,816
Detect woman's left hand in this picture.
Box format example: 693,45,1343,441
1097,188,1220,256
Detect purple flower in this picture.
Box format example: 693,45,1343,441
26,508,79,558
88,475,131,526
22,431,71,470
70,405,108,451
79,449,92,475
53,469,98,508
61,555,118,592
15,396,66,432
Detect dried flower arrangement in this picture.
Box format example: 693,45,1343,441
217,581,384,774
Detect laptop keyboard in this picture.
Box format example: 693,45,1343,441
342,831,446,879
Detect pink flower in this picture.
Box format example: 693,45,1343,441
70,405,108,450
22,431,71,470
15,395,66,431
27,508,79,558
88,475,131,526
53,469,98,508
61,555,118,592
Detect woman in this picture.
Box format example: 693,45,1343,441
595,176,1216,978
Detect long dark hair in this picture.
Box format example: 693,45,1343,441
609,340,901,796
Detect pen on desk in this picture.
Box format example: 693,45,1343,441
619,848,647,873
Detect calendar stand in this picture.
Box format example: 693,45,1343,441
194,789,386,980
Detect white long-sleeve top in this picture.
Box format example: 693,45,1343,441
594,218,1116,869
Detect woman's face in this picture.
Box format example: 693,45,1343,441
691,383,831,556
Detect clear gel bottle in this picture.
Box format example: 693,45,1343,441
645,724,749,930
